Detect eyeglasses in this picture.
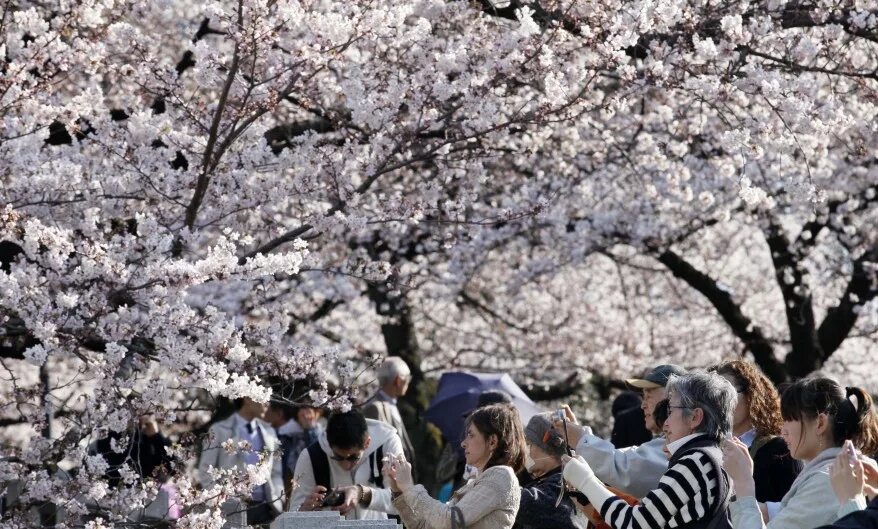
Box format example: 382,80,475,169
329,452,363,462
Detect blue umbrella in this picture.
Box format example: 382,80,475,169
425,372,542,445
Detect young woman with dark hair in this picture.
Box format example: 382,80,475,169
723,377,878,529
712,360,801,503
384,404,526,529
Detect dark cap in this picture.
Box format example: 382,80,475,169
626,364,687,389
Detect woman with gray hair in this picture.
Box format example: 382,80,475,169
562,371,737,529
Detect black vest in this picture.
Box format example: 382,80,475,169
306,441,385,490
666,435,733,529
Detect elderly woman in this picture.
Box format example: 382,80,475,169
563,372,737,529
513,412,583,529
384,404,524,529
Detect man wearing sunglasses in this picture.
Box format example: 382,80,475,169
288,409,404,520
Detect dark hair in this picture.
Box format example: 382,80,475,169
612,391,643,417
780,377,878,455
653,399,670,430
464,404,526,473
713,359,783,438
268,401,296,421
326,410,369,450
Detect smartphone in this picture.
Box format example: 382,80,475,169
320,490,345,508
847,440,858,466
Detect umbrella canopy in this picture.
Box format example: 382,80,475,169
425,372,542,445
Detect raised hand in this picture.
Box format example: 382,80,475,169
552,412,585,448
722,437,756,498
830,441,865,503
390,454,415,493
300,485,327,511
382,456,401,493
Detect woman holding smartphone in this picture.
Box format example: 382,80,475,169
723,377,878,529
384,404,525,529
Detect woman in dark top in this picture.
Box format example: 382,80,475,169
514,413,583,529
713,360,801,503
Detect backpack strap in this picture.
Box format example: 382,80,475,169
451,506,465,529
307,441,331,491
368,444,385,489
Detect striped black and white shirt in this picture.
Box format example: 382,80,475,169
598,449,720,529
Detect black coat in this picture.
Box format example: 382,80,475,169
513,467,582,529
611,406,652,449
93,430,174,486
751,436,801,503
815,495,878,529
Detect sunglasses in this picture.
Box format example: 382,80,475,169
329,452,363,462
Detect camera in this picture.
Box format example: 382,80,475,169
553,409,566,422
320,490,345,508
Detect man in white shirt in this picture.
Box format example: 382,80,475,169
289,410,404,520
197,397,285,525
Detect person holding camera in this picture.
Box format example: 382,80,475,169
289,409,404,520
513,412,585,529
562,371,737,529
553,364,687,499
384,404,525,529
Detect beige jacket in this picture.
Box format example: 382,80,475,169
393,465,520,529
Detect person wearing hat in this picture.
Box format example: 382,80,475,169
513,413,585,529
553,364,687,499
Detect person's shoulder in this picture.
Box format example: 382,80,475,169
758,436,789,453
675,447,721,471
481,465,517,484
366,417,397,437
209,414,236,432
255,418,277,436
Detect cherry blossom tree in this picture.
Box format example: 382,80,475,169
0,0,601,526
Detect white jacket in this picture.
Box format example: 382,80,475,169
196,414,285,514
575,428,668,499
730,446,870,529
288,419,404,519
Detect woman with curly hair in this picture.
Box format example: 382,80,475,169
712,359,801,503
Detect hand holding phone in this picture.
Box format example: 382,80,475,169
846,440,858,468
320,490,345,508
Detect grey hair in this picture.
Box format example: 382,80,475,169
376,357,411,386
666,371,737,440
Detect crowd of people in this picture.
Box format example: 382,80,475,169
85,357,878,529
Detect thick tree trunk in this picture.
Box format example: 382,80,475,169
656,249,789,383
